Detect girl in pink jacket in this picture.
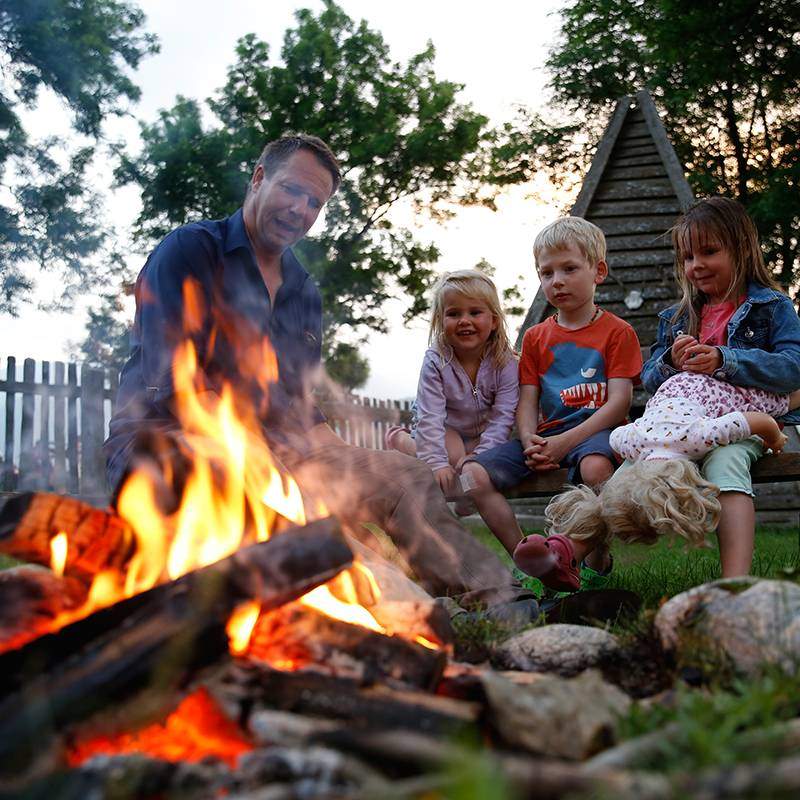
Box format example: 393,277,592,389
386,269,518,512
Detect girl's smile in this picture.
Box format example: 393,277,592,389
682,238,736,305
442,289,497,358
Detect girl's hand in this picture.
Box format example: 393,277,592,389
681,343,722,375
671,334,697,368
433,465,458,495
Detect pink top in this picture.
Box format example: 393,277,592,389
700,298,743,346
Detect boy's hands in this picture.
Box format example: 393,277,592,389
521,432,562,471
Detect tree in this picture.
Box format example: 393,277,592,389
324,342,369,391
0,0,157,313
74,283,132,372
541,0,800,288
114,1,541,364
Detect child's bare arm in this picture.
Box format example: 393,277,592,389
537,378,634,466
788,389,800,411
516,385,540,447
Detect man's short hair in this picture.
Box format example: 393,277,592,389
533,216,607,268
252,133,341,193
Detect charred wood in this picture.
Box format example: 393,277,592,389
0,518,351,779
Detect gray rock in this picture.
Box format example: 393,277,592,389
493,623,621,675
482,669,631,760
655,577,800,676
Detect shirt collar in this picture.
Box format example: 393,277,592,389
224,207,310,292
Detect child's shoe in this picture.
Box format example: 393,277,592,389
579,554,614,591
512,534,580,592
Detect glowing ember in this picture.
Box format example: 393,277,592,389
49,532,68,577
67,688,252,768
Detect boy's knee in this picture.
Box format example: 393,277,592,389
578,454,615,487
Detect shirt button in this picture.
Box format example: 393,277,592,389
745,328,754,338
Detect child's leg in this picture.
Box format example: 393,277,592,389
701,438,763,577
385,427,417,456
789,388,800,410
445,429,475,515
460,448,527,556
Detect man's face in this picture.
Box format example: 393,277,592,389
536,244,606,313
244,149,334,255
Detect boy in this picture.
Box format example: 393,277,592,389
460,217,642,590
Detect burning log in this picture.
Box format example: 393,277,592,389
247,601,447,689
0,517,351,779
0,493,135,589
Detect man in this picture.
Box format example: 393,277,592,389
104,133,537,619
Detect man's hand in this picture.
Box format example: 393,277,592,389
682,343,723,375
671,334,697,369
433,465,459,495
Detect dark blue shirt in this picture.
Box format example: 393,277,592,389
104,209,324,493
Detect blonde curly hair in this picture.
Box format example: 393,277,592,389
544,460,721,549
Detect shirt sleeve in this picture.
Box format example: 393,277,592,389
687,411,752,450
473,357,520,454
606,322,643,381
609,421,642,462
518,329,541,386
413,354,450,471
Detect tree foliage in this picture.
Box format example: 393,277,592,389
543,0,800,288
0,0,157,313
115,1,548,356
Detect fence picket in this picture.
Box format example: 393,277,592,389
67,363,79,494
52,362,67,492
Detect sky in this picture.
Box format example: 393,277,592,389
3,0,574,400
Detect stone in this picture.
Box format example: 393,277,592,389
492,623,622,675
655,577,800,677
481,669,631,760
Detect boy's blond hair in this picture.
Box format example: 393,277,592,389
544,460,721,550
533,217,607,269
429,269,514,369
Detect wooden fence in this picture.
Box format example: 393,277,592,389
0,356,412,500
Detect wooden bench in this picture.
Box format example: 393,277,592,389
501,451,800,500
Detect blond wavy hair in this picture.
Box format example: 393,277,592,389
671,197,782,337
544,460,721,549
428,269,514,368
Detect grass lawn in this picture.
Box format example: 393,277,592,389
462,520,800,609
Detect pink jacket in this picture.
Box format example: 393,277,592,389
414,347,519,471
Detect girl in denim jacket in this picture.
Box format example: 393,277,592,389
641,196,800,576
385,269,518,512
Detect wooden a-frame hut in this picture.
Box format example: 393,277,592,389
517,90,693,349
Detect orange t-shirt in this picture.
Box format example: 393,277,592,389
519,311,642,435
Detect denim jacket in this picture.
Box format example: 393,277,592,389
414,347,519,471
642,281,800,425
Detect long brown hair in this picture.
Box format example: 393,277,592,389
671,197,781,336
428,269,514,368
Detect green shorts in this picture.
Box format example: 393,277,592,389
700,437,764,498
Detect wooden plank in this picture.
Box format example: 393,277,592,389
635,91,694,210
52,362,67,492
67,363,79,494
593,214,678,236
79,368,106,497
39,362,50,469
601,165,669,181
570,97,633,217
606,264,676,285
606,232,672,250
617,121,650,140
588,197,679,217
19,359,35,478
611,142,659,158
599,297,676,319
3,358,14,468
607,249,675,268
607,153,664,168
594,178,675,201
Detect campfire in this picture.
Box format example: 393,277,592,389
0,285,453,794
